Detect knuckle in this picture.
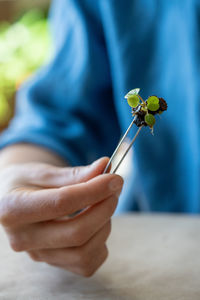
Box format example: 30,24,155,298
78,247,108,277
28,251,42,262
78,259,96,277
80,259,101,277
71,167,81,179
0,196,15,227
0,209,10,227
81,268,96,278
9,232,31,252
9,236,25,252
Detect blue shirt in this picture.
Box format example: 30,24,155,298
1,0,200,213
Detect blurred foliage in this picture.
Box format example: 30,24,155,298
0,9,50,127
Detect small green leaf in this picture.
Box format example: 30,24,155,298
145,113,156,127
147,103,159,111
125,88,140,99
147,96,159,104
127,95,140,108
147,96,160,111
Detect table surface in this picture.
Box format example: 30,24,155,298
0,214,200,300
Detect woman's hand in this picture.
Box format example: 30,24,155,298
0,157,123,277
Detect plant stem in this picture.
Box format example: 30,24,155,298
138,95,146,105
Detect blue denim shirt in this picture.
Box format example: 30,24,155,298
1,0,200,213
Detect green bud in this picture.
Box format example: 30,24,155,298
127,95,140,108
145,113,156,127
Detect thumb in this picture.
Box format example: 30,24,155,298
59,156,110,186
24,157,110,188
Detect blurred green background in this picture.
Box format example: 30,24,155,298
0,0,51,130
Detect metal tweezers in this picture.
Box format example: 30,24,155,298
103,117,143,174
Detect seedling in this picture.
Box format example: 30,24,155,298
125,88,167,134
104,88,167,174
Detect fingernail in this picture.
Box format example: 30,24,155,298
91,158,102,167
109,177,123,191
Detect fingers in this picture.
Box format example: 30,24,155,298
7,194,117,251
16,157,110,188
27,221,111,276
48,245,108,277
1,173,123,226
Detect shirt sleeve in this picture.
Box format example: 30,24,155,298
0,0,121,166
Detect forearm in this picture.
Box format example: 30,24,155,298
0,143,67,168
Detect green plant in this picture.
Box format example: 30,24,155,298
0,9,50,127
125,88,168,134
